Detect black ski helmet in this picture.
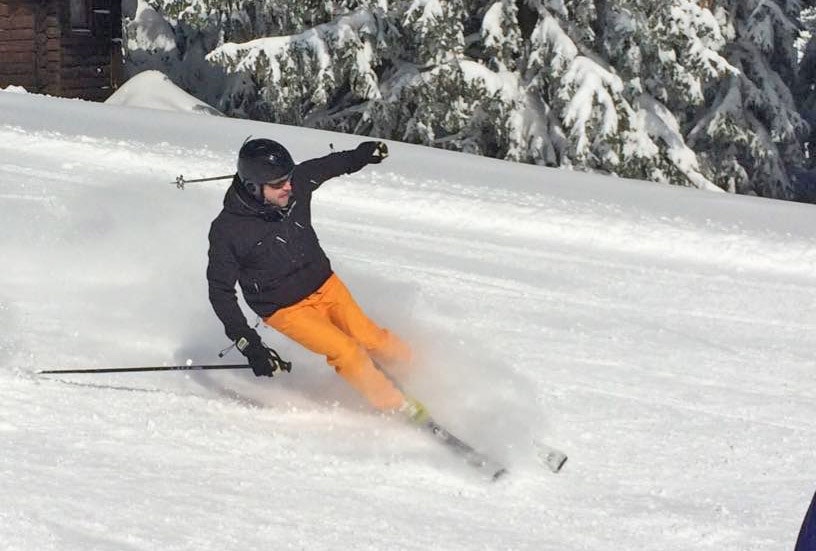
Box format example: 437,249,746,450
237,138,295,202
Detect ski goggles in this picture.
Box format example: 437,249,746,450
263,171,294,189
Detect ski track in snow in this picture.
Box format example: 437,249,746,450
2,94,816,550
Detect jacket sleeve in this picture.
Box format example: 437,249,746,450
206,222,257,343
295,150,368,191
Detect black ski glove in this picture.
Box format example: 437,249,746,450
236,334,292,377
355,141,389,165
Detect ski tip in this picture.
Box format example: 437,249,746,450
535,443,568,474
548,453,568,474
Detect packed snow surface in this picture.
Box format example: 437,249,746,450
2,88,816,550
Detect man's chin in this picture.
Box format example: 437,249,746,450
266,196,290,208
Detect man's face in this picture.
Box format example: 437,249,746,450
262,179,292,208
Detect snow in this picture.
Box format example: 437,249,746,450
207,10,376,86
637,94,721,192
530,12,578,73
666,3,732,80
406,0,444,26
458,60,519,101
104,70,222,115
2,83,816,550
1,85,28,94
125,0,177,54
481,1,504,43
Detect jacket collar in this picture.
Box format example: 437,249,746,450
224,177,295,221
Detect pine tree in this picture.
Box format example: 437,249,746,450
797,6,816,144
130,0,810,198
687,0,808,198
520,0,721,188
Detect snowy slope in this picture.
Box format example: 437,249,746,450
2,89,816,551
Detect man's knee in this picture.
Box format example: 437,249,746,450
327,339,370,373
369,330,413,366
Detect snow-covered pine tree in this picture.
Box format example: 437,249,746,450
123,0,236,110
142,1,381,122
481,0,522,71
796,5,816,162
519,0,722,188
209,9,386,124
687,0,808,198
130,0,809,197
194,0,534,160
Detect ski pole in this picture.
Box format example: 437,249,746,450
171,174,234,190
37,364,250,375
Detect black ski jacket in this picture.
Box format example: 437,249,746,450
207,149,369,342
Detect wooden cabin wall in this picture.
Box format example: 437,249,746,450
0,0,122,100
58,0,121,100
0,1,35,91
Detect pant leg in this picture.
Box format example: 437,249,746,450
322,275,413,367
265,299,405,411
796,490,816,551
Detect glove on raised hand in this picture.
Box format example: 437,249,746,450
355,141,389,165
236,334,292,377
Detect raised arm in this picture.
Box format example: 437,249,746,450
296,141,388,191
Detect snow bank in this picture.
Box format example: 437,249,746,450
1,85,29,94
105,70,223,116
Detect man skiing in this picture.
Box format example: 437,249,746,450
207,138,424,419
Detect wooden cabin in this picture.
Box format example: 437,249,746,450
0,0,122,101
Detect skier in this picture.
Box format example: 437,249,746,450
207,138,425,420
797,490,816,551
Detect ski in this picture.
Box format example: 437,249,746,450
421,417,509,481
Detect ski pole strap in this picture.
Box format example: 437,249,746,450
218,341,238,358
268,347,292,373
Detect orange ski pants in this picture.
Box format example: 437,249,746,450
264,274,412,411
